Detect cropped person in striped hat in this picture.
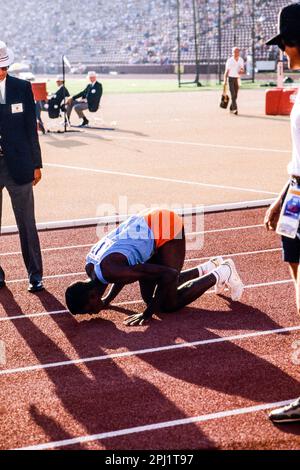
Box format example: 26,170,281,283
265,2,300,424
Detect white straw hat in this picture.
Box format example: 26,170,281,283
0,41,14,67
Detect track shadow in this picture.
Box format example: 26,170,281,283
37,288,300,405
71,125,116,132
1,288,214,450
85,127,148,137
42,130,89,148
141,301,300,405
46,126,148,138
94,310,300,407
52,290,299,408
109,292,286,334
30,404,78,445
181,295,289,333
3,283,296,447
107,305,140,316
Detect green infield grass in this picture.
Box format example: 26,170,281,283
42,77,277,96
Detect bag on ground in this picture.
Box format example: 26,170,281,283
220,83,229,109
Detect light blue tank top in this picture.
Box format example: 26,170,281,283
86,215,155,284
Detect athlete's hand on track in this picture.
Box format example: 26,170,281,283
124,312,151,326
264,203,281,231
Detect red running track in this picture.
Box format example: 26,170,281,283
0,208,300,450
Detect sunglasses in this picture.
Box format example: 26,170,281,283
0,67,8,71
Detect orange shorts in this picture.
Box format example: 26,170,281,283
142,208,184,249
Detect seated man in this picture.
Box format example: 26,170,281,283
47,75,70,119
65,208,244,326
66,71,103,127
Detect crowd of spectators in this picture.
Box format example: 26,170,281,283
2,0,295,72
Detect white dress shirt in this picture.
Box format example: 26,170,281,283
225,57,244,78
0,77,6,103
288,89,300,176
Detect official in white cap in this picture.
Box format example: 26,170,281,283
0,41,14,70
66,71,103,127
0,41,43,292
47,75,70,120
56,75,64,84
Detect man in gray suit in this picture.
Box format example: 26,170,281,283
0,41,43,292
66,71,102,127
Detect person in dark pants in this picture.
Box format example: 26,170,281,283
0,41,43,292
35,100,46,134
264,3,300,424
224,47,245,115
47,75,70,120
66,71,102,127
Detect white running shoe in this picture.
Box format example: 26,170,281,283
223,259,244,301
210,256,224,269
214,264,227,295
200,256,224,276
208,257,226,294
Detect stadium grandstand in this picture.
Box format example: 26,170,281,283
2,0,297,73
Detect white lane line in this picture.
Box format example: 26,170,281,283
15,398,296,450
0,223,266,257
0,244,93,257
0,301,141,322
44,163,277,196
85,132,291,155
190,224,264,235
245,279,291,289
6,272,86,284
0,310,69,322
1,324,299,375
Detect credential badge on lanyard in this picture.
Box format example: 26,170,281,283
277,182,300,239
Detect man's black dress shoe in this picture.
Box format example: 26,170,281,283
79,118,89,127
28,281,44,293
